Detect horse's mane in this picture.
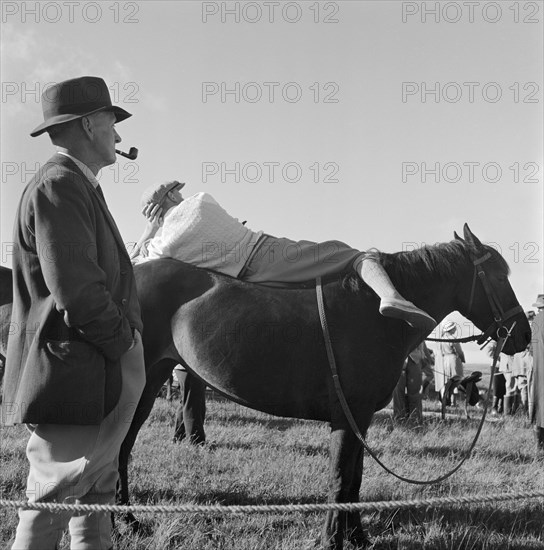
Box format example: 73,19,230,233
343,240,510,292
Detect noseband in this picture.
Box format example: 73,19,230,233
467,251,523,346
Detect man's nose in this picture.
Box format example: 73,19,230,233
114,129,121,144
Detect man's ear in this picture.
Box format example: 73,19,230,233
80,116,93,139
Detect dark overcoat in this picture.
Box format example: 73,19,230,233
2,154,142,425
531,310,544,427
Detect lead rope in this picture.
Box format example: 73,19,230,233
315,276,512,485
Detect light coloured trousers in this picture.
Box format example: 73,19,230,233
12,333,145,550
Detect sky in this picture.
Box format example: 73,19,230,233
1,0,543,363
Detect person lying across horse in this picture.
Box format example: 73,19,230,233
130,181,436,332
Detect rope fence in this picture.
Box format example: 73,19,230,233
1,490,544,515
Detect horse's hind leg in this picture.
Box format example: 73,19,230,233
322,427,368,550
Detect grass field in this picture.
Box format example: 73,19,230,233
1,377,544,549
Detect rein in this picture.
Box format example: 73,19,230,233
425,334,481,344
315,259,517,484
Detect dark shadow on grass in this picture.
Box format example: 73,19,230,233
474,448,537,464
416,445,468,460
208,413,309,431
367,503,544,543
116,488,325,537
130,486,326,507
192,490,327,507
204,439,327,456
415,445,536,464
292,442,328,456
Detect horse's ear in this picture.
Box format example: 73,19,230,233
463,223,482,247
454,231,463,241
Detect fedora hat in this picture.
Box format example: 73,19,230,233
533,294,544,308
30,76,132,137
442,321,457,334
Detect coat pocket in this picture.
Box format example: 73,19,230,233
18,339,107,425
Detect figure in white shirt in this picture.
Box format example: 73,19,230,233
130,181,436,332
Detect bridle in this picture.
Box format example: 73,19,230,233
465,250,523,346
426,250,523,346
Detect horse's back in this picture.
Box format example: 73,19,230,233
134,258,404,421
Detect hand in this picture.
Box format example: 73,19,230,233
142,202,164,230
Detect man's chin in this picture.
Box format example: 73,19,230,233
104,154,117,166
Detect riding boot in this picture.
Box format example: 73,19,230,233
503,395,514,416
407,392,423,425
357,256,437,332
511,393,520,415
491,396,500,415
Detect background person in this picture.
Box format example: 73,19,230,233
491,369,507,416
530,294,544,455
502,341,532,417
421,346,435,399
172,365,206,445
434,321,465,405
512,347,531,417
528,306,538,419
393,342,431,424
498,354,516,415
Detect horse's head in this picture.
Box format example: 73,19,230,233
454,224,531,355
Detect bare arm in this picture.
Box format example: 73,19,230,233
129,202,164,260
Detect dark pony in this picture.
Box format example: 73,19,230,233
119,225,530,549
0,226,531,549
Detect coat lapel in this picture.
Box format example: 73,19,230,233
50,154,131,262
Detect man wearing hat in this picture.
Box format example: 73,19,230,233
131,182,437,332
530,294,544,455
3,76,145,549
533,294,544,312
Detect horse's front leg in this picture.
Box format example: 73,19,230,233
116,358,177,532
322,427,368,550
